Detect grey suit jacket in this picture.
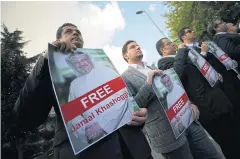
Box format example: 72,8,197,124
121,66,187,153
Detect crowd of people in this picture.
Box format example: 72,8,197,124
9,18,239,159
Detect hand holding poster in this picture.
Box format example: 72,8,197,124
152,68,194,139
48,44,139,155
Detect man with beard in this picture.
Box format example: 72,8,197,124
181,26,240,159
122,40,222,159
153,73,194,137
67,52,132,149
208,19,240,69
156,27,237,158
8,23,153,159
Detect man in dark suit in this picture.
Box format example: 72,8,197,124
158,27,238,158
9,23,153,159
121,40,222,159
207,19,240,69
181,26,240,159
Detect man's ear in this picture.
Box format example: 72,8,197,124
160,47,164,54
123,52,128,60
181,35,185,42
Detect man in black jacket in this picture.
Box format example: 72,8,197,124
207,19,240,69
181,26,240,158
9,23,153,159
156,35,237,159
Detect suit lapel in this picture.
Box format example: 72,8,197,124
128,66,147,80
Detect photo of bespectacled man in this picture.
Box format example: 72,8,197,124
152,69,194,138
48,46,139,154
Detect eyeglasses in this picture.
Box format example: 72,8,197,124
163,42,173,48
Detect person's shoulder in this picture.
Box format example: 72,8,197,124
158,56,175,70
121,66,132,76
214,33,234,40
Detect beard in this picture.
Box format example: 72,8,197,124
136,54,143,60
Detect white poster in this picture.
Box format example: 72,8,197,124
152,68,194,138
188,48,219,87
48,44,139,155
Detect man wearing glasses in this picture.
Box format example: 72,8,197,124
178,26,240,159
207,19,240,70
156,32,237,159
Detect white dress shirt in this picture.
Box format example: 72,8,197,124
185,42,207,56
129,62,152,76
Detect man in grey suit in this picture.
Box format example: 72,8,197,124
121,40,222,159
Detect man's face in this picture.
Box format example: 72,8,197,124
124,42,143,62
161,75,173,91
182,28,197,42
60,25,84,48
71,54,93,74
160,39,176,56
214,20,227,33
227,23,239,33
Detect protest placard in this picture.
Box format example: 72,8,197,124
206,41,240,79
188,48,219,87
48,44,139,155
152,68,194,138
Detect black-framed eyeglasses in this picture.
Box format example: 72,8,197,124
163,42,173,48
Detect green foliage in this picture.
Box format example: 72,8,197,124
1,24,42,158
1,24,29,136
164,1,240,42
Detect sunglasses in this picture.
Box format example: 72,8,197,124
184,29,193,34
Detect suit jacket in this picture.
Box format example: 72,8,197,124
213,33,240,67
11,54,152,159
121,66,187,154
194,47,240,115
158,48,233,124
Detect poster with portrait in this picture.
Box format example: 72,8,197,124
48,44,140,155
188,48,219,87
152,68,194,139
206,41,240,79
206,41,235,70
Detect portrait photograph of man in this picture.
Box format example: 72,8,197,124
152,69,194,138
188,49,219,87
48,46,137,154
207,41,234,70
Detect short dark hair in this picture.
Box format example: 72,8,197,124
178,27,191,42
156,38,168,56
56,23,77,39
122,40,136,62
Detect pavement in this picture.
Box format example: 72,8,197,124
145,131,225,159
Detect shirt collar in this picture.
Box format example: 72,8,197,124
129,62,148,69
185,42,199,47
163,55,176,58
216,32,227,35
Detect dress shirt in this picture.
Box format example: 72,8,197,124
129,62,152,76
185,42,207,56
